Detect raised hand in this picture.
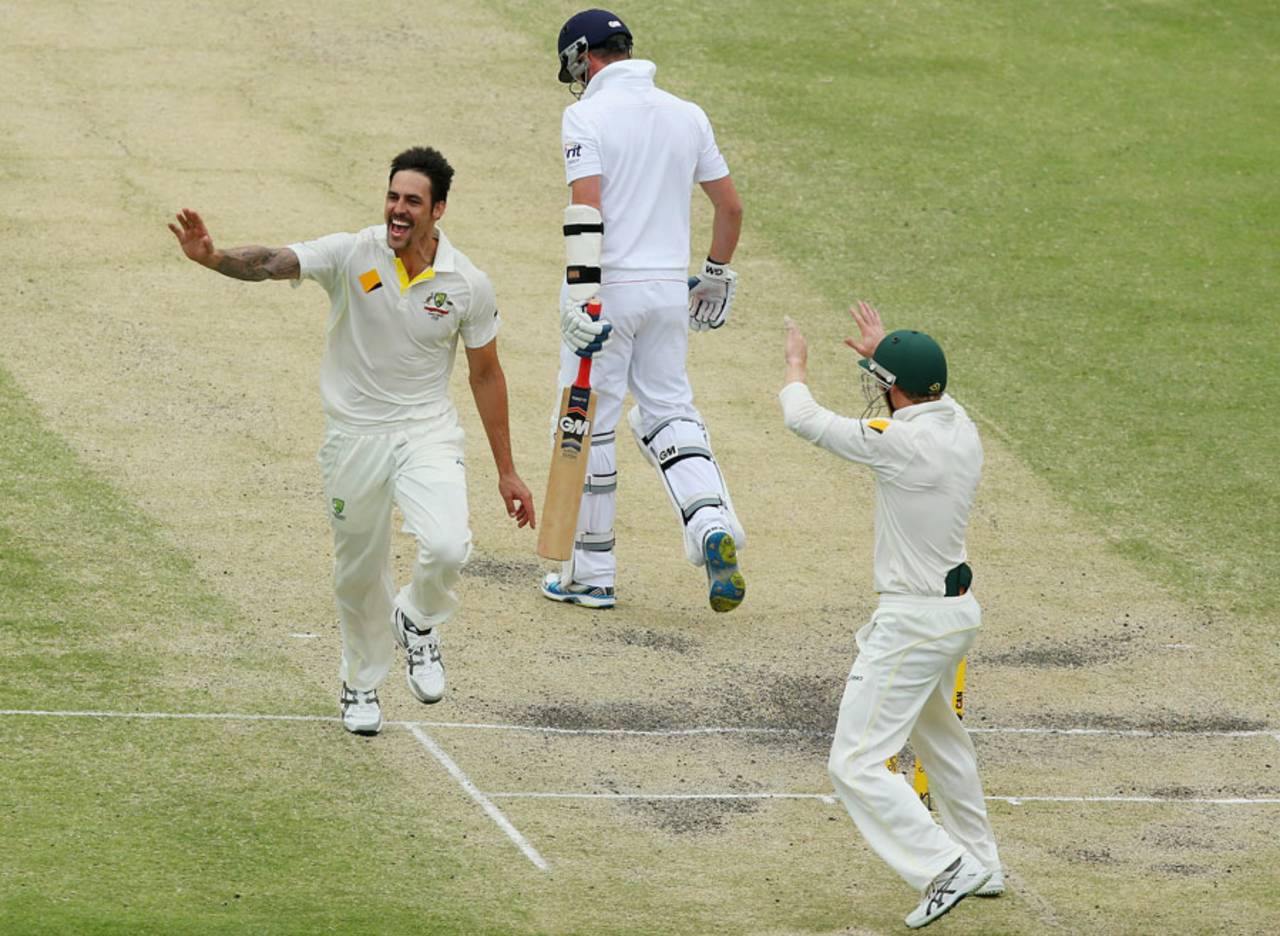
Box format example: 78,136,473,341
844,300,886,358
168,208,216,267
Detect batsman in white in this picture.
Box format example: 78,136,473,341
780,304,1003,929
543,8,747,612
168,147,536,736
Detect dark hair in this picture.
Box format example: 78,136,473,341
593,33,633,57
388,147,454,205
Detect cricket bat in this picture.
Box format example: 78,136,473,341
536,299,602,561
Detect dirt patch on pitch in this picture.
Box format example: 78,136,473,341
621,797,762,834
597,627,702,655
977,634,1135,668
464,553,544,587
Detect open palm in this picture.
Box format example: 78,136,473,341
843,300,886,358
168,208,215,266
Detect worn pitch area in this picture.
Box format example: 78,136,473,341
1,1,1276,934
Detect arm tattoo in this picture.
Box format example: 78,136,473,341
214,246,300,281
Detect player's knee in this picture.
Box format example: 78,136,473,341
417,533,471,573
828,742,882,788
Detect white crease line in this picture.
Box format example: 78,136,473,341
485,791,1280,806
1,709,1274,741
403,724,549,872
989,795,1280,805
487,791,838,804
968,726,1276,739
0,709,340,724
415,720,804,737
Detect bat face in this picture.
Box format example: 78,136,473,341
558,385,593,455
537,384,598,561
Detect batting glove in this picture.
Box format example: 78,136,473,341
560,296,612,359
688,259,737,331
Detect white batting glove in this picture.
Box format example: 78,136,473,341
688,259,738,331
560,296,612,358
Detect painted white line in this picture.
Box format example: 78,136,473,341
404,724,549,872
1005,868,1069,933
415,719,804,738
0,709,340,724
990,795,1280,805
485,791,1280,806
967,726,1276,739
1,709,1274,741
486,791,838,802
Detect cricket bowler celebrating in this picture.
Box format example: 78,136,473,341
780,303,1002,929
542,8,748,612
168,147,535,736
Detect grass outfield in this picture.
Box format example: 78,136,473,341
3,1,1279,934
502,0,1280,619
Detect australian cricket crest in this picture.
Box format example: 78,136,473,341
422,290,456,319
558,385,591,456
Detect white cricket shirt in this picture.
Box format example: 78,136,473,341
290,225,500,427
779,383,983,597
562,59,730,280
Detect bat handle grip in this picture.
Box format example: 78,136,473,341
575,299,602,387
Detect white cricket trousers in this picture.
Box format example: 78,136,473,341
317,414,471,692
827,593,1001,891
556,277,732,586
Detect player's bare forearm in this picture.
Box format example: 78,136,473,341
468,366,536,528
168,209,298,281
783,316,809,386
701,176,743,263
211,246,300,281
469,370,517,475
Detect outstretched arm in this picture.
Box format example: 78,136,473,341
465,339,536,529
168,208,299,281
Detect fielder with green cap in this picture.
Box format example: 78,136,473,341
780,302,1003,930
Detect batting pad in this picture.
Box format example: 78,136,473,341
627,406,745,566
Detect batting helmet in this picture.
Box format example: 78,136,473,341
558,9,632,83
859,330,948,397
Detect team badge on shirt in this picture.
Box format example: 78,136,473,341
564,142,583,164
867,419,891,434
358,269,383,293
422,291,456,319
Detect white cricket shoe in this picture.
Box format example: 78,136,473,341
392,607,445,704
904,852,991,929
540,572,616,609
340,683,383,736
975,867,1004,897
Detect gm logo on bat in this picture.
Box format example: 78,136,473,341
559,385,592,454
559,412,591,455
